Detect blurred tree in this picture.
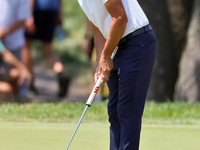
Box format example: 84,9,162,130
138,0,178,101
174,0,200,103
167,0,194,61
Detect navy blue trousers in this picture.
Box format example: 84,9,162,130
107,29,157,150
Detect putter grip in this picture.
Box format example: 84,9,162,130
86,46,118,106
86,75,102,106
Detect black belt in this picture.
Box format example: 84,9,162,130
118,25,152,46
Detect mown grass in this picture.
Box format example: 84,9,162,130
0,101,107,123
143,101,200,124
0,101,200,125
1,101,200,150
1,122,200,150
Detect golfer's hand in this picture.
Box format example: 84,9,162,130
95,56,113,84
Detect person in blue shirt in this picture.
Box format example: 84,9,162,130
34,0,60,12
23,0,70,97
0,40,31,95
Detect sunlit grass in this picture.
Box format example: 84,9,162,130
0,101,200,125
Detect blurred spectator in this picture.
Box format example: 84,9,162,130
0,40,31,95
23,0,70,97
0,0,32,95
82,18,109,102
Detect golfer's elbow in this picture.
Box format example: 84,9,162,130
122,13,128,24
118,13,128,29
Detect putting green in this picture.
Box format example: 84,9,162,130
0,122,200,150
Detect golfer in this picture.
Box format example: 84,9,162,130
78,0,157,150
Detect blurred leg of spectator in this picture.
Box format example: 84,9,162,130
0,47,31,96
41,41,70,97
0,0,31,96
22,40,35,93
0,81,13,94
23,9,70,97
1,50,23,94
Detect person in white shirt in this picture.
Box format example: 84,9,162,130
0,0,31,95
78,0,157,149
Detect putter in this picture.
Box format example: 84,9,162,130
66,47,118,150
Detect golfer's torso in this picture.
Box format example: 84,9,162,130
78,0,149,39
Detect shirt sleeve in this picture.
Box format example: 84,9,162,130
17,0,31,20
0,40,5,52
101,0,109,4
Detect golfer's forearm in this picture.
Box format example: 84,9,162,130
4,20,25,35
95,37,106,65
102,17,127,58
102,0,128,58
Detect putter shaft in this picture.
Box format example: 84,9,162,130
65,47,118,150
66,105,89,150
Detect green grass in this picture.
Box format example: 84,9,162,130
0,101,200,125
0,101,108,123
143,101,200,125
0,122,200,150
140,124,200,150
0,122,109,150
1,101,200,150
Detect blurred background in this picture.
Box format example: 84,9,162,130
0,0,200,150
0,0,200,103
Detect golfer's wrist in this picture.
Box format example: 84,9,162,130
101,50,112,59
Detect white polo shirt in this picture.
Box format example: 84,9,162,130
0,0,31,51
78,0,149,39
